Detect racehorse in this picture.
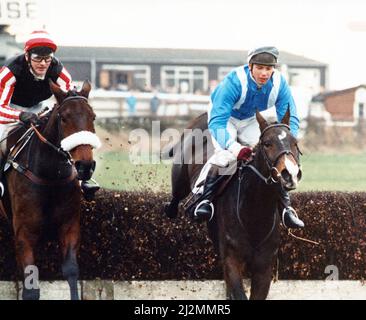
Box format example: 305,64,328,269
1,80,100,300
165,110,302,299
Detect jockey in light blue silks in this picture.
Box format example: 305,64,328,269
190,46,304,229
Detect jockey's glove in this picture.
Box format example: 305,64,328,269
228,142,253,162
19,111,40,126
237,146,253,161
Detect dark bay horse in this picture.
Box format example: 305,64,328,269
165,110,302,299
1,80,100,300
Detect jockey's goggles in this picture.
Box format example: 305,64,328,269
30,53,54,63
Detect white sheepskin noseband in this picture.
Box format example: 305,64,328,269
60,131,101,151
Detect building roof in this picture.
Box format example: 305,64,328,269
312,84,366,102
57,46,327,67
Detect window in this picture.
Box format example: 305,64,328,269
288,68,321,94
359,103,364,118
161,66,208,94
218,67,234,82
101,65,151,91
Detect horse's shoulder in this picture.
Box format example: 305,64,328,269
186,112,208,130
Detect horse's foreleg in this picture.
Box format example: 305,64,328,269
249,262,273,300
164,163,191,218
164,197,180,218
15,229,40,300
223,254,248,300
59,219,80,300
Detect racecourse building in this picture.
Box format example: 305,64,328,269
55,47,328,96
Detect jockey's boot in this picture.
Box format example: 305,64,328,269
278,187,304,229
191,171,221,223
81,178,100,201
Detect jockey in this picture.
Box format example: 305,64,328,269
191,46,304,229
0,30,99,201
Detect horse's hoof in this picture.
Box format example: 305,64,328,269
163,203,178,218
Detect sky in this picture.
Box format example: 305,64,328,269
12,0,366,90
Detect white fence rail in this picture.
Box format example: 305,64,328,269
89,90,210,119
2,280,366,300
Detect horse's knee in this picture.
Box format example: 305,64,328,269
22,287,40,300
62,250,79,279
63,263,79,281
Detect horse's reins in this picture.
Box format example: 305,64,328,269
235,124,317,248
8,95,89,186
31,123,72,164
236,162,278,250
33,95,89,162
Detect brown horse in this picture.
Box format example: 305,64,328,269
1,80,99,300
165,110,302,299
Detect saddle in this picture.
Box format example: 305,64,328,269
0,124,32,218
182,161,240,214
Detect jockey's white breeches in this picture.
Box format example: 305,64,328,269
192,104,261,194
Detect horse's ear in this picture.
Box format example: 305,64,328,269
256,110,268,132
49,80,67,103
281,107,291,125
79,80,91,99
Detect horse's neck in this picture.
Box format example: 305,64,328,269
242,155,279,212
29,120,68,177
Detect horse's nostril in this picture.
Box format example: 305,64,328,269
75,160,95,180
281,169,291,182
297,169,302,181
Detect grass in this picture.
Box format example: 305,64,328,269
93,151,366,193
94,151,171,192
298,152,366,192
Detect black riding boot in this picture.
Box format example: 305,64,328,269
81,179,100,201
191,172,222,223
278,187,304,229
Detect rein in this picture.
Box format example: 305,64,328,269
8,95,89,186
235,162,278,250
30,95,89,162
234,123,300,250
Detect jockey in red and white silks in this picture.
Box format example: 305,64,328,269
0,30,72,128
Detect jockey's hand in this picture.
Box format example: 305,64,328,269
237,146,253,161
19,112,39,126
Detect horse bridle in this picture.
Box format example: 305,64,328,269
8,94,95,186
33,94,90,164
235,124,302,249
255,123,301,184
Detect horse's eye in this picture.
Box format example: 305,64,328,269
60,116,66,123
263,141,272,148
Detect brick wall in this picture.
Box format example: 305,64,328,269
324,89,355,121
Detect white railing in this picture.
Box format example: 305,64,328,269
89,90,210,119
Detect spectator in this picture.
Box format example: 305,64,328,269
126,92,137,116
150,91,160,116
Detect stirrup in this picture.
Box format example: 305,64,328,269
281,206,301,228
193,199,214,222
